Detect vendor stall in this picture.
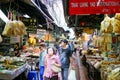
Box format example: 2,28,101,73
0,56,28,80
0,63,27,80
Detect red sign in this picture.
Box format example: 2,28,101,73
69,0,120,15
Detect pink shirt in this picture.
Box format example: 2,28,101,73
44,54,61,78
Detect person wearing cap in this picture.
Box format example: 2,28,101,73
58,39,73,80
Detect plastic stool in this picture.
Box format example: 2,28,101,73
28,71,39,80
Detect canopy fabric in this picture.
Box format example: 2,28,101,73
40,0,69,31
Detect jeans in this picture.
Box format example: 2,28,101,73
40,66,44,80
61,68,69,80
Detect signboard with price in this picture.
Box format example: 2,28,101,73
69,0,120,15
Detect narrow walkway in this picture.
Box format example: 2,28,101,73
71,50,89,80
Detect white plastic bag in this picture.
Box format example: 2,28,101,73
68,70,76,80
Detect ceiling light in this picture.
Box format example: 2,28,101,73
23,14,30,18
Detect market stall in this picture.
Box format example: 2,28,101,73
0,56,28,80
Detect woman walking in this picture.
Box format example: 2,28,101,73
44,47,61,80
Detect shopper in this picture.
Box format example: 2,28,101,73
58,39,72,80
44,47,61,80
68,40,75,55
14,43,21,57
39,43,46,80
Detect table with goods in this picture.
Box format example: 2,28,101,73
0,56,28,80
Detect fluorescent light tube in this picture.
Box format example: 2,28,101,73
0,9,9,23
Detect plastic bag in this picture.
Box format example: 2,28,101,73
13,20,21,36
2,21,14,36
68,70,76,80
100,15,113,33
113,19,120,33
18,20,27,35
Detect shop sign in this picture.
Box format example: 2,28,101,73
37,29,46,38
69,0,120,15
21,17,37,34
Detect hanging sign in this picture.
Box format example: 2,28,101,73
21,17,37,33
69,0,120,15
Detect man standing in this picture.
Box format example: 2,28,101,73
58,39,72,80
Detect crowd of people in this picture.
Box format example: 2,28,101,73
39,39,76,80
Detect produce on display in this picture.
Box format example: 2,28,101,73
101,60,120,80
28,37,36,45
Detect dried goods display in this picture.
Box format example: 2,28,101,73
2,20,27,37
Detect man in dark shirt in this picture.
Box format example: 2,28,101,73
58,39,72,80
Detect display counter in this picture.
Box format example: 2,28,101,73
101,61,120,80
76,50,102,80
0,63,28,80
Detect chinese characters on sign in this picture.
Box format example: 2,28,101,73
69,0,120,15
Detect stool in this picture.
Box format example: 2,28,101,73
28,71,39,80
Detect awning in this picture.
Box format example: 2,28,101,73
31,0,54,23
0,0,54,27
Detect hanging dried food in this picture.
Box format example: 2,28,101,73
115,13,120,20
100,15,113,33
18,20,27,35
113,19,120,33
2,20,27,37
2,21,14,36
13,20,21,36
